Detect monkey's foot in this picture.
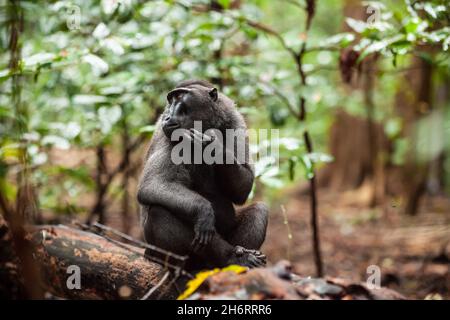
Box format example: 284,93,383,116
227,246,266,268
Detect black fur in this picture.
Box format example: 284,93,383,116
137,80,268,270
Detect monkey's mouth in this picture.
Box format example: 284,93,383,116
163,120,180,135
164,122,180,131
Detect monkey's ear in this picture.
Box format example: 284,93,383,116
209,88,218,102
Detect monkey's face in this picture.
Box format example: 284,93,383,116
162,86,218,139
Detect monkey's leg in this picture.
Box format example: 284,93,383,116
144,205,266,269
144,205,237,269
227,202,269,250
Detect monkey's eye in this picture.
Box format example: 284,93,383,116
178,103,188,115
167,92,180,104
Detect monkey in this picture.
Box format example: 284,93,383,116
137,79,268,271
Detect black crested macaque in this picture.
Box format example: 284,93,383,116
137,80,268,270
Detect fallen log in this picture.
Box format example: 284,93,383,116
0,214,179,299
0,217,407,300
29,224,179,299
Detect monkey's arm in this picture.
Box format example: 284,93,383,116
216,152,254,205
218,110,255,205
212,129,253,205
137,154,215,249
138,177,211,223
187,127,253,205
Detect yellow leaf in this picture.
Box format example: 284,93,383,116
1,143,21,161
177,265,247,300
221,265,247,274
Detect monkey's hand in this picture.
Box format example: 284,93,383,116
191,205,216,252
184,128,215,147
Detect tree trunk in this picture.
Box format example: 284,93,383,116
87,145,108,224
319,1,391,207
120,112,132,234
395,53,434,215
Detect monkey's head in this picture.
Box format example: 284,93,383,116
162,80,228,139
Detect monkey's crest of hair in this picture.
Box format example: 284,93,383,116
175,79,215,89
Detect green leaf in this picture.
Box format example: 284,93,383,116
444,36,450,51
324,33,355,47
404,17,428,34
23,52,56,68
260,176,284,189
384,118,402,139
308,152,334,164
101,0,120,15
0,69,12,83
389,39,412,55
93,23,110,39
49,122,81,139
217,0,231,9
73,95,108,105
254,156,276,178
82,54,109,76
358,40,389,62
100,86,125,96
258,165,283,188
98,105,122,134
299,154,314,180
278,137,302,151
139,125,156,133
423,3,437,19
42,135,71,150
358,35,406,61
346,18,367,33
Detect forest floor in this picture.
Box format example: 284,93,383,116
51,184,450,299
263,187,450,300
102,184,450,299
47,148,450,299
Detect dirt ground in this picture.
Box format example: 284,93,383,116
262,189,450,300
102,185,450,299
48,148,449,299
49,179,448,300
